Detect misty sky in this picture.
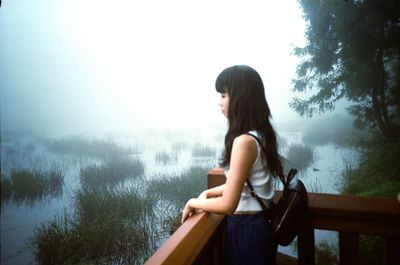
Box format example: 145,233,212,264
0,0,306,133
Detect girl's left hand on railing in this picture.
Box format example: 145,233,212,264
181,199,196,223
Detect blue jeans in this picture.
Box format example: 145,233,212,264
224,213,277,265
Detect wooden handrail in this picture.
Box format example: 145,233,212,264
146,168,400,265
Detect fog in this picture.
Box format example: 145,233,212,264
1,0,306,133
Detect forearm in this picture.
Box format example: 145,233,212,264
202,184,225,198
187,195,236,215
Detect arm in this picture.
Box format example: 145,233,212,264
197,184,226,199
182,134,257,222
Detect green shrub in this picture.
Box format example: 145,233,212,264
342,141,400,197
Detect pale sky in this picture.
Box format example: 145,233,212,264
0,0,306,132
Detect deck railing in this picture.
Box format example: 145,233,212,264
146,168,400,265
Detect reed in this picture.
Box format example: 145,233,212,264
155,151,177,165
1,174,12,205
146,165,210,239
31,185,158,265
147,165,208,209
171,140,188,154
44,135,136,159
2,169,64,206
191,144,216,157
80,159,144,188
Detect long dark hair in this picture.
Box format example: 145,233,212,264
215,65,283,177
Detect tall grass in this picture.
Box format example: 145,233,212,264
44,135,136,160
1,174,12,205
155,151,177,165
80,159,144,188
147,165,210,234
147,165,208,206
1,169,64,206
171,141,188,154
31,185,158,265
191,144,216,158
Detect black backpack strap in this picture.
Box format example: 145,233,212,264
245,133,286,185
245,179,269,212
244,132,274,221
244,132,297,214
245,178,272,223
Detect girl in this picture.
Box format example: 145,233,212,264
181,65,283,265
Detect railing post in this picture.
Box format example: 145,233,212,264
384,236,400,265
339,232,359,265
297,219,315,265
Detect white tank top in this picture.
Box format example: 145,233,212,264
225,131,274,212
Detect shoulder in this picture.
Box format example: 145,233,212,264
232,134,258,153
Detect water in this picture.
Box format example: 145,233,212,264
1,128,357,264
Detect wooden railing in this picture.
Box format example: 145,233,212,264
146,168,400,265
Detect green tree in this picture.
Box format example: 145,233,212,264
291,0,400,141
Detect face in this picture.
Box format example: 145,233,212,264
219,92,229,118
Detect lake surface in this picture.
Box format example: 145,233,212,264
1,128,358,264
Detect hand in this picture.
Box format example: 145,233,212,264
181,199,196,223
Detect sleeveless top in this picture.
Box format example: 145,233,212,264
224,130,274,212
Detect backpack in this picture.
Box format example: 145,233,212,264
245,134,309,246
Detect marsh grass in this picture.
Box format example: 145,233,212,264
1,174,12,204
31,185,158,265
284,144,315,173
44,135,136,160
155,151,177,165
171,141,188,154
80,159,144,188
1,169,64,206
191,144,216,158
147,165,210,237
147,165,208,207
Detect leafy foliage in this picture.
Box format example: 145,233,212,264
292,0,400,141
341,139,400,196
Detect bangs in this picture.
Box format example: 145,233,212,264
215,68,231,94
